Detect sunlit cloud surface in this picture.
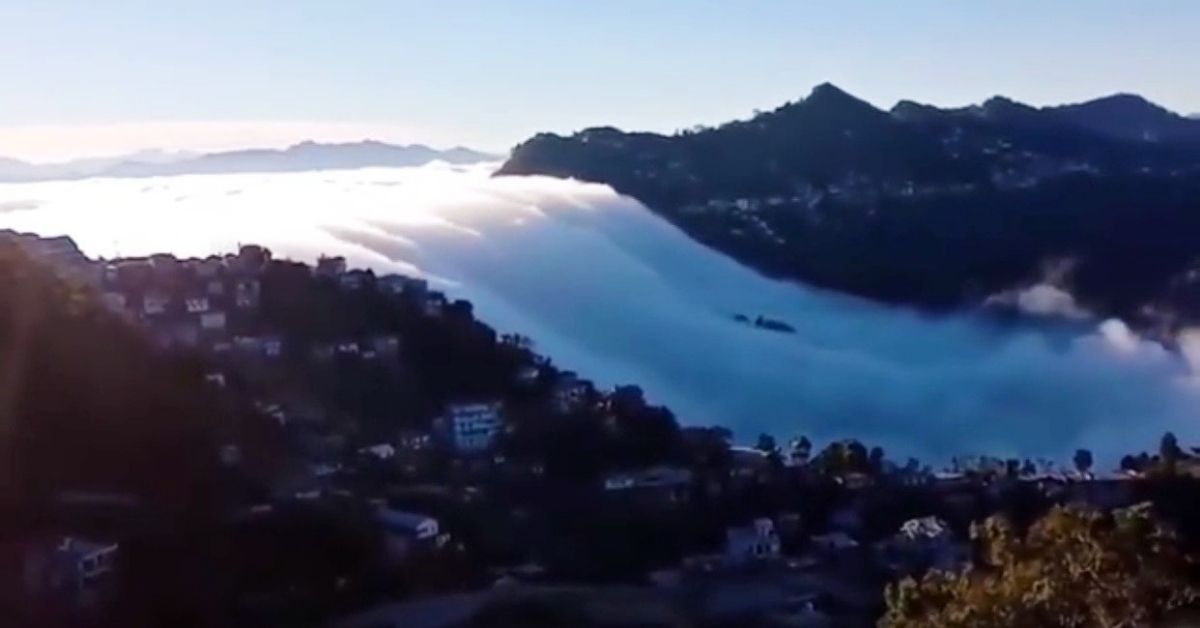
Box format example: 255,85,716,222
0,163,1197,465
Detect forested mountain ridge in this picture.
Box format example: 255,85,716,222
498,84,1200,331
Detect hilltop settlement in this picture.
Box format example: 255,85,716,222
4,230,1200,628
499,84,1200,336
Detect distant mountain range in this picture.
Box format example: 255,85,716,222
0,141,497,183
499,84,1200,331
0,149,197,182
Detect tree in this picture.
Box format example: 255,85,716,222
683,426,731,471
788,435,812,465
846,440,869,473
1020,459,1037,477
815,441,847,476
755,433,778,456
882,504,1200,628
1120,454,1139,474
869,446,886,475
755,433,783,470
1161,432,1183,475
1004,459,1020,479
1072,449,1093,478
500,333,533,350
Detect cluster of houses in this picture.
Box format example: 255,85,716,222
0,233,532,605
89,247,436,360
586,433,1153,623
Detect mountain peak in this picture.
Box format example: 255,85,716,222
980,95,1037,115
1068,92,1170,117
1090,92,1153,105
805,82,865,106
1049,92,1199,142
810,81,850,96
786,83,884,120
890,99,947,121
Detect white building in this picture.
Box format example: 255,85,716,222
423,294,446,318
810,531,859,554
185,296,210,313
899,516,949,541
315,255,348,278
233,335,264,354
340,270,371,290
552,372,590,413
199,311,227,331
359,443,397,460
377,274,407,295
234,279,260,309
375,507,441,561
142,292,170,316
263,337,284,358
378,274,427,296
397,429,432,450
443,402,504,452
604,466,692,493
516,365,540,385
724,518,781,565
370,334,401,356
881,516,969,575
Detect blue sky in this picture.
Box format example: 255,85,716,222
1,0,1198,160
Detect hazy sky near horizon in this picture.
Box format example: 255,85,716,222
2,0,1199,161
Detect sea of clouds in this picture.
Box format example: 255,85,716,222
1,162,1197,466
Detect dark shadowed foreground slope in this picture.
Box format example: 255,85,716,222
0,242,229,627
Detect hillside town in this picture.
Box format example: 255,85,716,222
4,229,1200,628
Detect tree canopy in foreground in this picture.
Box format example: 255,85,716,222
882,503,1200,627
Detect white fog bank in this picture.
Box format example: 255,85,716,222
1,163,1196,464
